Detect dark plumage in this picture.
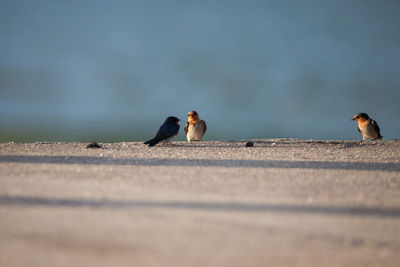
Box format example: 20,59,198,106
86,139,102,149
245,141,254,147
354,113,369,120
144,116,180,146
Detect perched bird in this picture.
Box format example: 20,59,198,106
184,111,207,142
144,116,180,146
351,112,382,141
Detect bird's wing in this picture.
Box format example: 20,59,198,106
150,121,172,141
170,124,180,137
158,123,180,139
371,119,382,137
184,122,189,135
154,122,168,139
145,121,179,146
144,125,164,145
144,122,165,144
201,120,207,134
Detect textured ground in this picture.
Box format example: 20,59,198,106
0,139,400,267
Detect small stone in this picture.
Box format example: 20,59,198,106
245,141,254,147
86,139,102,149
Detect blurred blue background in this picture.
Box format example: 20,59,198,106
1,0,399,142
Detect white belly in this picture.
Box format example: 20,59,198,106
186,123,205,141
361,123,378,139
161,133,178,144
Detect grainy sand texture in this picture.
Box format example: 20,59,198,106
1,139,400,267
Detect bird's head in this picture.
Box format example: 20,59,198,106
166,116,180,125
187,110,200,123
352,113,369,121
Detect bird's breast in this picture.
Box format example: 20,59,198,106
186,123,205,141
358,120,379,138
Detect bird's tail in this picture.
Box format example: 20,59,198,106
144,137,160,147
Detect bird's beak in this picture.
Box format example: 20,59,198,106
351,118,355,121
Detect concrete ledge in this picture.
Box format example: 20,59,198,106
1,139,400,267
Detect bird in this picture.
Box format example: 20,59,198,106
184,110,207,142
144,116,180,146
351,112,382,141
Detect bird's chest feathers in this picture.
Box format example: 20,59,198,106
187,123,204,140
188,123,203,134
358,120,371,131
189,123,203,130
358,119,369,129
358,120,376,137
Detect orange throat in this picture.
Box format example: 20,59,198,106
188,117,200,125
357,118,369,127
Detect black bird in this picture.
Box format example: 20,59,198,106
144,116,180,146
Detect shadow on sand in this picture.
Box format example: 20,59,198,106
0,155,399,171
1,195,400,218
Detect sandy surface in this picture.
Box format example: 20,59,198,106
0,139,400,267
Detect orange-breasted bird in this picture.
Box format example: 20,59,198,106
351,112,382,141
184,111,207,142
144,116,180,146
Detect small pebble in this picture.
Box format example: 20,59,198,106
245,141,254,147
86,139,102,149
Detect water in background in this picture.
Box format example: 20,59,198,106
1,0,399,142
